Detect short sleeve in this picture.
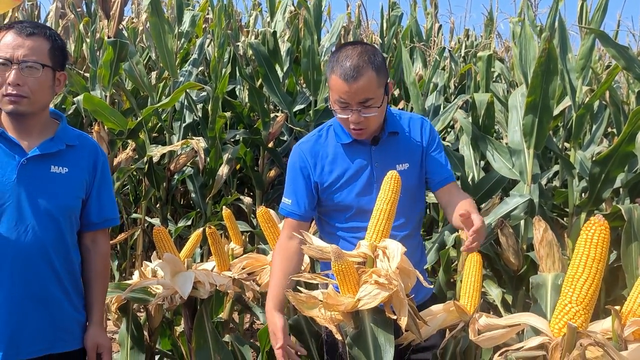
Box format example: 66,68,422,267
278,144,318,222
80,145,121,232
424,121,456,193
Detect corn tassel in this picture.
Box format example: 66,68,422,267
549,214,610,337
459,251,483,314
152,226,180,258
179,228,203,261
620,276,640,339
206,225,230,272
330,245,360,297
222,206,244,248
256,206,280,250
364,170,402,245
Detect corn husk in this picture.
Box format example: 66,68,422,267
112,142,137,173
92,121,110,155
533,216,567,273
463,307,638,359
230,207,310,291
286,231,431,342
495,219,523,272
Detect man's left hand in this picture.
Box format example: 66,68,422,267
459,210,486,253
84,324,112,360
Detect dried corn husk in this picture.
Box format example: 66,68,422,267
533,216,567,273
496,219,523,272
291,231,431,342
230,207,310,291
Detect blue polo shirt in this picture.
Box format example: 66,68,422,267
0,108,121,359
279,106,456,306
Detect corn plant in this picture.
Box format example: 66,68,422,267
3,0,640,357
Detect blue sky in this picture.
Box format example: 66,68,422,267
329,0,638,46
33,0,638,46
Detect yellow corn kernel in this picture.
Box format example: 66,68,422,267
458,251,483,314
330,245,360,297
256,206,280,250
152,226,181,258
206,225,230,272
179,228,203,261
620,277,640,339
364,170,402,245
549,214,610,337
222,206,244,248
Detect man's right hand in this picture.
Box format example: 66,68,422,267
267,310,307,360
265,217,311,359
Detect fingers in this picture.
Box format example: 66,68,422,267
284,347,301,360
289,340,307,356
274,338,306,360
461,241,479,253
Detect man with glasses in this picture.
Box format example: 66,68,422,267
0,20,118,360
265,41,486,360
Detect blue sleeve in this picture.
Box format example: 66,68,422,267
278,144,318,222
424,121,456,193
80,145,121,232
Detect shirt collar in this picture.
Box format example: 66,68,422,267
333,106,401,144
0,108,78,150
49,107,78,146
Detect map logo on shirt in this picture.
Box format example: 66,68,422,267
50,165,69,174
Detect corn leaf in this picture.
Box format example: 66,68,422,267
345,307,395,360
529,273,565,322
192,296,234,360
581,106,640,210
79,93,129,132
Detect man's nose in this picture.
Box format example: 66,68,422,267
4,65,24,86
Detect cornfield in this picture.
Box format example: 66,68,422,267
4,0,640,357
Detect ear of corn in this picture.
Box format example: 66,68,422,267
179,228,203,261
364,170,402,245
548,214,611,337
152,226,181,258
330,245,360,297
532,216,567,274
206,225,231,272
620,277,640,339
458,251,483,314
222,206,244,248
256,206,280,250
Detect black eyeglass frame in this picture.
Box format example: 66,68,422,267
327,82,390,119
0,57,60,78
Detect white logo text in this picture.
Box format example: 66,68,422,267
51,165,69,174
396,163,409,171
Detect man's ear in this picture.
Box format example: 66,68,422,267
386,80,394,96
54,71,67,94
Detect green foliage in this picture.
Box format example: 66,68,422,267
3,0,640,357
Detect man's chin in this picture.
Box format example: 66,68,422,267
0,106,31,118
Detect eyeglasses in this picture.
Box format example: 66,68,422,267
329,92,387,119
0,58,57,78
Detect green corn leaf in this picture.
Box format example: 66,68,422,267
79,93,129,133
580,106,640,210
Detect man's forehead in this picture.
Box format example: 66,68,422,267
0,33,49,55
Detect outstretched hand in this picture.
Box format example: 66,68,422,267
459,210,486,253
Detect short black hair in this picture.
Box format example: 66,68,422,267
325,41,388,85
0,20,68,71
